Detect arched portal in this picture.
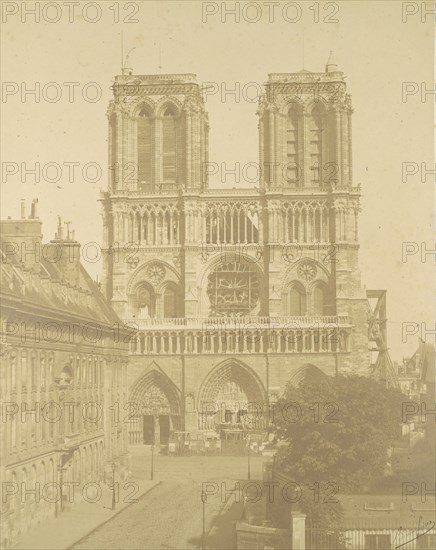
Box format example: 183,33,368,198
288,364,327,388
198,360,266,432
129,370,182,446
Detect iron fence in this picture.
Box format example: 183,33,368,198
305,525,436,550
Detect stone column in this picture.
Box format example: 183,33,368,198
223,208,227,243
258,117,264,188
303,113,310,187
348,110,353,185
115,112,123,191
341,109,349,186
354,208,359,242
203,211,207,242
269,108,275,187
319,209,324,242
277,207,283,242
291,510,306,550
169,212,173,245
152,334,157,353
154,413,160,445
185,210,190,244
335,109,342,187
185,111,192,189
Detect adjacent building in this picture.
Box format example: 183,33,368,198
0,203,131,548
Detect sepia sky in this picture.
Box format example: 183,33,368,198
1,1,434,361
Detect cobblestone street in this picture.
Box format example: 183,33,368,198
127,446,263,483
70,448,263,550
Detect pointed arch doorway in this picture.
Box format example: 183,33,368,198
129,370,182,446
198,360,267,432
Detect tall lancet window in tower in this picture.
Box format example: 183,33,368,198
286,108,299,185
110,114,118,189
162,107,177,185
309,105,323,184
137,108,152,191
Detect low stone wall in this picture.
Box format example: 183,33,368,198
235,521,291,550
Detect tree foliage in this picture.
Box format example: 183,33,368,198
273,371,405,492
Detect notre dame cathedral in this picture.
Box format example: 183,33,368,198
100,54,371,446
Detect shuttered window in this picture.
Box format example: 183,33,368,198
286,109,299,184
309,106,323,184
162,108,177,183
137,110,152,189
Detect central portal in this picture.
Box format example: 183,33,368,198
142,414,171,445
199,360,266,431
143,415,154,444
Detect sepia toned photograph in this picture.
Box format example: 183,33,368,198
0,1,435,549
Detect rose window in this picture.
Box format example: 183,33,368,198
147,263,166,286
207,262,260,316
297,260,317,281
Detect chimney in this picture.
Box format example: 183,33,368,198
325,51,338,74
45,217,82,287
0,200,43,273
30,198,39,219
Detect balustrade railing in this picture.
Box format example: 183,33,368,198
129,325,351,355
111,185,180,196
124,315,350,329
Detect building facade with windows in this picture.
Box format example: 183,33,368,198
0,207,131,548
100,56,373,447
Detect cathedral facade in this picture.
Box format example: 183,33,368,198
100,56,370,446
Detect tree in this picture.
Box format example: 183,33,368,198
273,371,405,493
376,434,436,493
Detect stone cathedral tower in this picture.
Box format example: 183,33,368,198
101,57,370,447
257,54,368,366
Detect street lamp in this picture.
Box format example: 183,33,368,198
111,462,116,510
57,465,64,517
201,490,207,550
150,444,154,480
